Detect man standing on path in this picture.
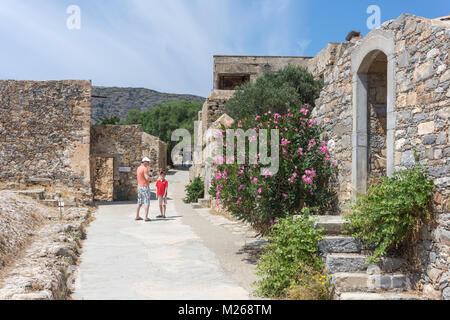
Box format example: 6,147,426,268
136,157,152,222
156,170,168,218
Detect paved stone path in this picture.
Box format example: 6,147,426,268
73,169,262,300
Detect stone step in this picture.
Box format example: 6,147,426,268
191,203,202,209
319,236,361,254
13,189,46,200
326,253,407,273
39,199,77,208
197,198,211,208
331,272,418,293
339,292,424,300
314,215,347,235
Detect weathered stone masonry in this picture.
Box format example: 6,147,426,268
0,80,92,201
193,14,450,299
90,125,167,201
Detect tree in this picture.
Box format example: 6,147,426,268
123,100,203,162
225,65,323,120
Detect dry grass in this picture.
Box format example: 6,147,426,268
0,191,56,268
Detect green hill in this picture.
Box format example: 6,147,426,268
91,86,205,123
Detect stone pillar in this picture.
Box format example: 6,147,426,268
352,73,368,195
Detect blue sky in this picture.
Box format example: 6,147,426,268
0,0,448,97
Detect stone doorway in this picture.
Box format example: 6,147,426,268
351,30,395,195
92,157,114,201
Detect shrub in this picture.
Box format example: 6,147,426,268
96,116,121,125
225,65,323,120
287,265,334,300
344,165,434,263
184,176,204,203
209,104,337,234
254,213,324,298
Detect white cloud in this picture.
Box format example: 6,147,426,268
0,0,309,97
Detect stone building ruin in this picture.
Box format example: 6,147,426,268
0,80,167,204
191,13,450,299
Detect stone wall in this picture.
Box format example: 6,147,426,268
311,42,355,208
90,125,167,201
312,14,450,299
214,55,313,90
0,80,92,201
381,15,449,299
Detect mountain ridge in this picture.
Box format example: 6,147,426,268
91,86,205,123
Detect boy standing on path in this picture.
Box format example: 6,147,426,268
136,157,152,222
156,170,168,218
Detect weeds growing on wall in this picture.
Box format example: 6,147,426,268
344,165,434,263
286,265,334,300
254,212,324,298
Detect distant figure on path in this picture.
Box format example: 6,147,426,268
136,157,152,222
156,170,168,218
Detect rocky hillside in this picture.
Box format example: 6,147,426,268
91,86,205,123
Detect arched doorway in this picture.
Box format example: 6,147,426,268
351,30,395,195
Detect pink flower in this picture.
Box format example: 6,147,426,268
309,119,317,125
282,193,288,198
281,138,290,146
270,219,279,227
297,147,304,156
238,120,243,128
308,139,316,151
215,172,222,180
238,184,245,191
236,197,242,205
258,187,263,194
262,169,273,177
255,116,261,121
302,175,312,184
274,113,282,119
257,195,262,199
252,177,258,184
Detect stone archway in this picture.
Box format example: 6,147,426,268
351,30,395,195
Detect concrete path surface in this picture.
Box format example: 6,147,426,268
73,169,261,300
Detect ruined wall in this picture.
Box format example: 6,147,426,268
190,90,234,183
90,125,166,201
0,80,92,201
214,55,313,89
367,68,388,183
380,15,450,300
90,125,142,201
142,132,167,174
311,42,354,208
313,14,450,299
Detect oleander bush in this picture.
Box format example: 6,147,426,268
344,165,434,263
209,104,337,234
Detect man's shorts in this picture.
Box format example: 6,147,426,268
158,195,167,206
137,186,151,205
